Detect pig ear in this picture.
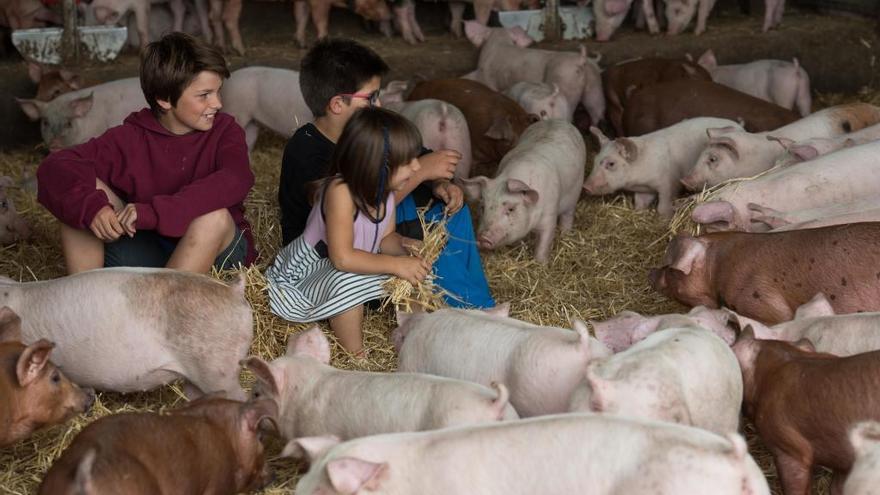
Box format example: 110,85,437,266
789,144,818,162
615,138,639,161
16,98,45,121
507,26,534,48
589,126,610,146
280,435,341,463
585,365,612,412
792,338,816,353
705,126,738,138
737,325,756,343
794,293,835,320
0,306,23,343
241,357,282,397
603,0,630,15
240,398,280,436
697,49,717,69
726,433,748,461
483,302,510,318
849,421,880,456
766,135,795,150
68,93,94,118
668,236,707,276
506,179,538,205
288,326,332,364
395,308,413,327
489,382,511,419
681,63,699,77
59,69,82,89
709,136,740,160
460,176,489,202
485,115,516,142
16,339,54,387
464,20,491,47
74,448,97,495
327,457,390,493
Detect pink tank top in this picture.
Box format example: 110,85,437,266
302,181,396,254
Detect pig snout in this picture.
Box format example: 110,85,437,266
648,268,665,290
679,174,699,191
81,387,96,412
477,234,496,250
583,175,609,195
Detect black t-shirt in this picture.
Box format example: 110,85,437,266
278,123,434,246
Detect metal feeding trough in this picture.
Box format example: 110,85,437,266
498,6,594,41
12,26,127,65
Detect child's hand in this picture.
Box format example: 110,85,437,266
394,256,431,285
90,205,125,242
418,150,460,182
432,180,464,215
116,203,137,237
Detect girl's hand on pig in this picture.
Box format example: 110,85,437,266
433,180,464,214
90,205,125,242
394,255,431,285
117,204,138,237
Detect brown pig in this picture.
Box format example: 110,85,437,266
407,78,538,171
623,79,800,136
0,306,94,447
649,223,880,325
603,57,711,137
39,396,278,495
733,327,880,494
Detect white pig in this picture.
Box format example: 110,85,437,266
724,294,880,357
771,122,880,167
503,82,573,122
591,305,735,352
568,326,743,435
463,21,605,127
17,78,146,151
0,267,252,399
289,413,770,495
220,67,314,152
384,99,473,179
845,421,880,495
461,119,585,263
89,0,210,51
680,103,880,190
584,117,742,219
664,0,717,35
593,0,635,41
696,50,811,116
762,0,785,32
242,326,517,441
748,196,880,231
393,307,611,417
690,140,880,232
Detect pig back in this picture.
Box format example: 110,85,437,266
407,79,535,170
623,80,799,136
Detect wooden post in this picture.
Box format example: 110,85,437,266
543,0,562,41
60,0,78,64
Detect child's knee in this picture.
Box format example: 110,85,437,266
188,209,235,238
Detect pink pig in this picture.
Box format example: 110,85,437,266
384,99,473,179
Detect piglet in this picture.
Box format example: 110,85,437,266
570,325,742,435
0,307,94,447
394,307,611,417
591,305,735,352
650,223,880,324
733,327,880,494
0,267,253,399
291,413,770,495
26,63,88,103
749,197,880,232
221,67,314,151
593,0,635,41
0,176,31,244
17,77,145,151
772,122,880,167
242,326,517,442
38,396,277,495
384,98,473,179
504,82,573,122
845,421,880,495
584,117,741,218
461,119,585,263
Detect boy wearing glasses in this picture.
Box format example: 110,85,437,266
278,38,495,309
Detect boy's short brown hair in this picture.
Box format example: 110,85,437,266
140,32,230,113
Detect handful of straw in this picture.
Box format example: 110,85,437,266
382,205,450,312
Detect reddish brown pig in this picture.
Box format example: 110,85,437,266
26,63,91,102
733,327,880,494
0,307,93,447
407,78,538,171
39,396,278,495
650,223,880,325
603,57,711,137
623,79,800,136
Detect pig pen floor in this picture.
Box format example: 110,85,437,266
2,4,879,493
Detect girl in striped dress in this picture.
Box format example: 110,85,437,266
267,107,431,357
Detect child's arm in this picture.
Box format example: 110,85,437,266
394,150,460,202
326,183,429,285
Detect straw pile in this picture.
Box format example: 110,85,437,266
2,85,875,492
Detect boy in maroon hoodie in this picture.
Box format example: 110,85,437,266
36,33,255,275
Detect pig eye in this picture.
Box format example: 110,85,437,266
707,155,718,167
605,161,616,169
51,370,61,384
506,205,516,213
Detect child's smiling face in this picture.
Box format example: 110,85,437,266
391,157,421,191
157,70,224,135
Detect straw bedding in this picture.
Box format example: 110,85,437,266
0,90,871,493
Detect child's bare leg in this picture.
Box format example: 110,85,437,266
329,304,365,355
60,225,104,274
166,208,236,273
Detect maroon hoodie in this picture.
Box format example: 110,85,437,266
37,108,256,264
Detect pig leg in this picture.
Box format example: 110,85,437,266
533,225,555,263
407,2,425,41
222,0,244,55
473,0,492,26
294,0,310,48
747,203,792,229
311,0,332,41
449,2,465,37
244,124,260,152
394,4,417,44
168,0,186,32
641,0,660,34
209,0,228,50
762,0,778,31
773,449,813,495
558,209,574,232
694,0,715,35
772,0,785,26
829,471,848,495
656,183,679,219
193,0,213,43
633,192,656,210
134,1,151,51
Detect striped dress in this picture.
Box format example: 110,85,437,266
266,188,395,322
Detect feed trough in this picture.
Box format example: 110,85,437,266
11,26,128,65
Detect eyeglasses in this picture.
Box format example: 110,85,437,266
336,89,380,107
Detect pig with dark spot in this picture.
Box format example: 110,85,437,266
39,397,277,495
845,421,880,495
733,327,880,494
0,268,253,399
570,325,742,435
650,223,880,325
0,307,94,447
292,414,770,495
